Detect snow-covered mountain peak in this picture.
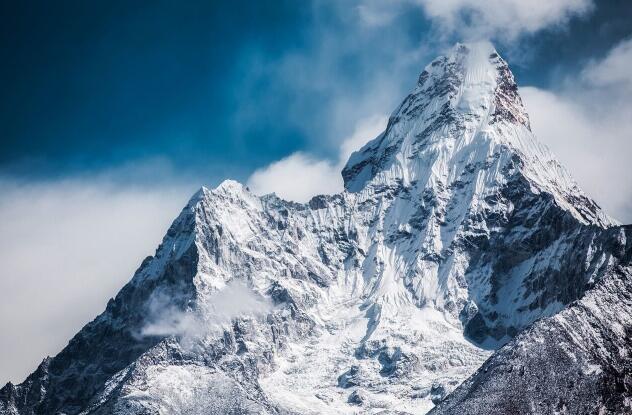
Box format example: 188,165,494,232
210,179,256,201
442,41,529,128
342,42,612,227
342,42,529,193
214,179,246,193
416,41,502,110
2,42,627,415
197,179,262,215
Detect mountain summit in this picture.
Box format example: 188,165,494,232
344,42,611,226
2,43,630,415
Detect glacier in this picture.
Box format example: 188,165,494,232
1,42,630,415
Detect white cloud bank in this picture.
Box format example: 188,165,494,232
522,37,632,222
247,114,387,202
0,168,195,385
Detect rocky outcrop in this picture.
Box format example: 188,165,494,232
431,227,632,414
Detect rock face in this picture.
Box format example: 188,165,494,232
430,237,632,415
1,42,629,415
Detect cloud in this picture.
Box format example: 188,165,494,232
356,1,401,27
247,153,341,202
141,280,273,342
232,1,430,173
353,0,593,40
0,164,196,385
412,0,594,40
339,114,389,164
247,114,387,202
581,37,632,89
521,37,632,223
140,292,199,339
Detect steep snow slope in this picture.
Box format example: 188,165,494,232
1,42,627,415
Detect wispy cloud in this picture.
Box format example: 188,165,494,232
232,1,430,168
247,114,387,202
522,37,632,222
0,162,195,385
140,280,273,346
359,0,594,40
581,36,632,89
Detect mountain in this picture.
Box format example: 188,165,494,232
430,245,632,415
1,42,630,415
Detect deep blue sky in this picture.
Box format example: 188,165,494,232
1,0,631,184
